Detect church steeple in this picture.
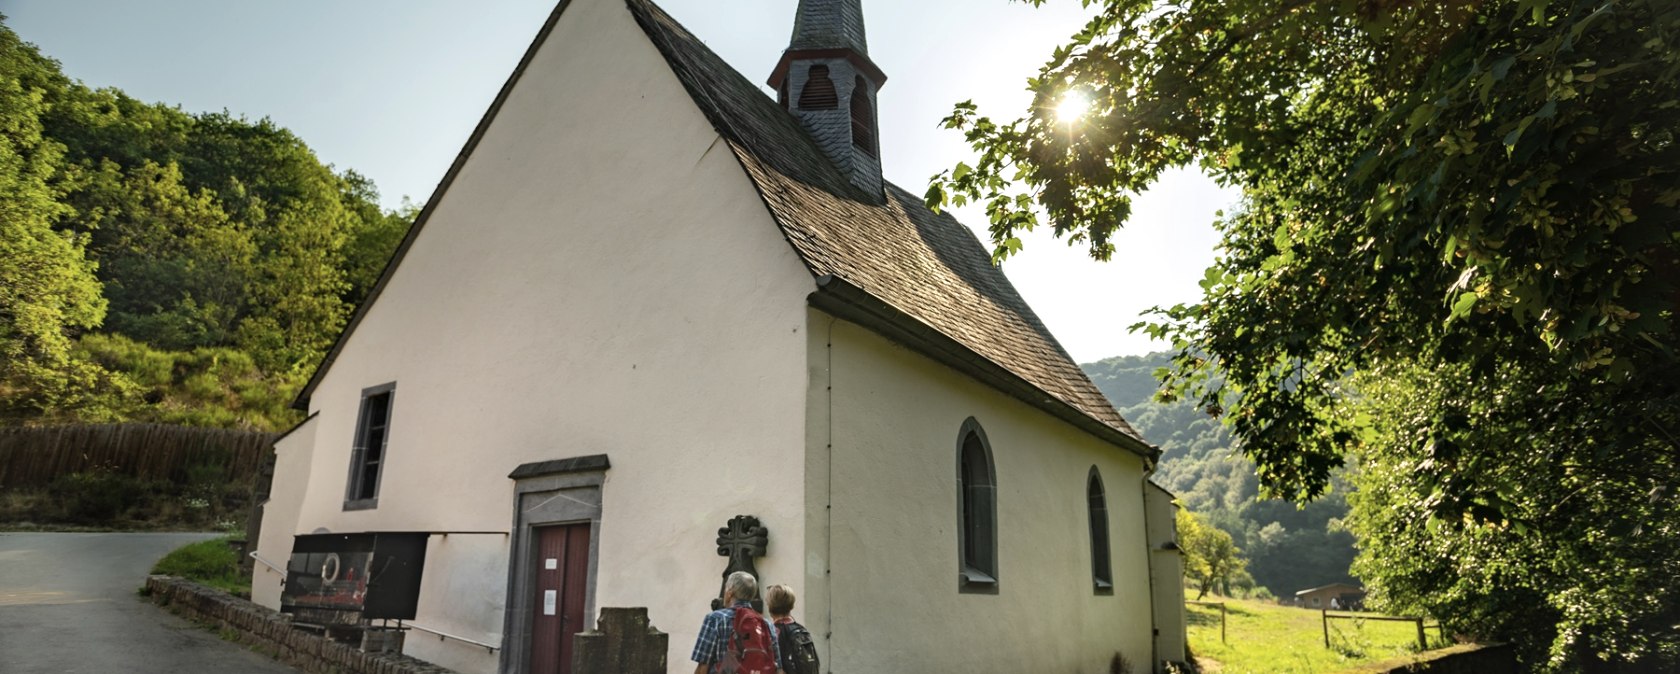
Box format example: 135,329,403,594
768,0,887,196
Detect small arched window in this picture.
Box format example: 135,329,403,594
1088,467,1113,593
798,65,838,110
850,77,877,157
957,418,997,592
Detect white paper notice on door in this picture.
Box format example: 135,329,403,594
543,590,557,616
545,558,558,570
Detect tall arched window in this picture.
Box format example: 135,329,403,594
797,65,838,110
957,418,997,592
850,77,877,157
1088,467,1113,593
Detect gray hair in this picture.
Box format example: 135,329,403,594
725,571,759,602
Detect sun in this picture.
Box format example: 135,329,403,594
1055,90,1092,123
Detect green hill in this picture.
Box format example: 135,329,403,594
0,20,413,430
1084,352,1358,598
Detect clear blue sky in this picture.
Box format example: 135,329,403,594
5,0,1236,361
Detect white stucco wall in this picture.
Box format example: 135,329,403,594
261,0,815,670
1146,482,1188,668
252,415,318,610
812,315,1155,672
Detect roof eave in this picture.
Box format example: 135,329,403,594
290,0,580,412
810,274,1160,464
767,48,887,90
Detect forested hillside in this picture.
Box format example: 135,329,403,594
0,20,413,430
1084,352,1357,597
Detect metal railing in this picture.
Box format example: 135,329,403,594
406,622,500,653
248,551,285,574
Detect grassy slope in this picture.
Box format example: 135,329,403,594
151,537,250,596
1188,599,1450,674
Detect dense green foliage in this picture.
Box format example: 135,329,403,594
1348,364,1679,669
2,468,251,531
1085,353,1357,599
0,19,107,418
0,19,411,429
1178,507,1247,600
936,0,1677,669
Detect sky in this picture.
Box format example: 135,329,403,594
3,0,1237,362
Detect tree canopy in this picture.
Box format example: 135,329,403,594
932,0,1677,669
0,19,411,430
1178,507,1248,601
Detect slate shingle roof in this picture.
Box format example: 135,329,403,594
627,0,1143,443
788,0,870,54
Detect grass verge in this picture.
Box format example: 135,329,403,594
151,537,250,597
1187,598,1452,673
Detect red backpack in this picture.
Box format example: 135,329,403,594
720,606,777,674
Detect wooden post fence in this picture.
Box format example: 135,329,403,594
1322,609,1330,648
0,423,275,488
1321,610,1431,651
1187,600,1226,644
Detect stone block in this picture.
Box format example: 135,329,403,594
571,607,668,674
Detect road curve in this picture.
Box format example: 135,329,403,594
0,532,299,674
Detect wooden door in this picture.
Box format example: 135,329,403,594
529,523,591,674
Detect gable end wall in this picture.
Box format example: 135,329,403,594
262,0,815,670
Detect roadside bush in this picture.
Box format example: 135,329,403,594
17,467,246,529
51,470,148,523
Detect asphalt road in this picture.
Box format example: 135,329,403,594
0,532,299,673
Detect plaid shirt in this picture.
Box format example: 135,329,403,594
691,601,781,671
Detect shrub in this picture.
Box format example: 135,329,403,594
50,470,147,523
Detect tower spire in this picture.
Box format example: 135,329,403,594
789,0,868,54
769,0,887,196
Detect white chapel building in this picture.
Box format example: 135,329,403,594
250,0,1188,671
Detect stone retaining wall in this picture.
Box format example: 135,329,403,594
1339,643,1517,674
144,576,460,674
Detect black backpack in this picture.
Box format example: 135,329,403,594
775,620,821,674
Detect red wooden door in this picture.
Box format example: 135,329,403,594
529,523,591,674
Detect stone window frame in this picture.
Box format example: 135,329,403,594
1088,466,1114,594
499,455,608,674
343,382,395,511
956,417,999,594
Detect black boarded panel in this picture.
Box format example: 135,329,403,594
284,532,428,620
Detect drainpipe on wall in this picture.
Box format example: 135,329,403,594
823,315,837,664
1142,465,1160,673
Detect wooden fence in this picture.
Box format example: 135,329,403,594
1323,609,1441,651
1188,600,1227,643
0,423,276,488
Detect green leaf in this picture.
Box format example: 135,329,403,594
1450,292,1480,320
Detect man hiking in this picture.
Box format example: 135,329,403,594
692,571,782,674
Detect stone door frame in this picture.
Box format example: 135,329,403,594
499,455,608,674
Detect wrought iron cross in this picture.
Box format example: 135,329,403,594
712,515,769,611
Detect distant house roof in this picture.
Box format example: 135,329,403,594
295,0,1153,460
1296,583,1365,597
626,0,1149,454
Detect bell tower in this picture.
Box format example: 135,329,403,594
768,0,886,195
